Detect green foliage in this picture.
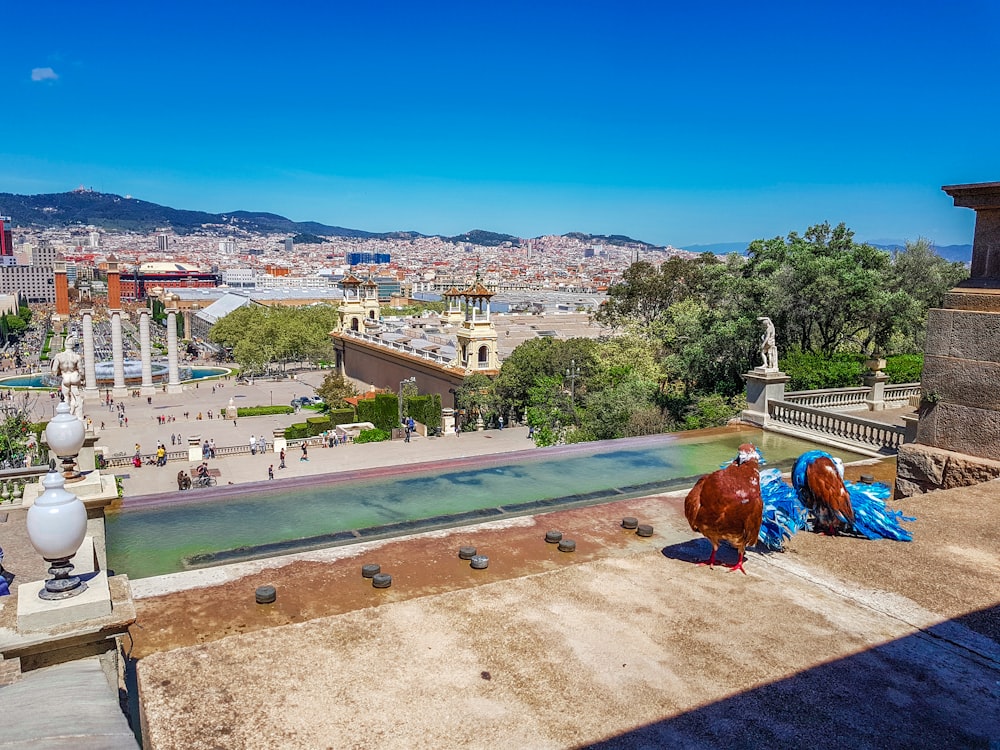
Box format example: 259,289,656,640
327,408,357,426
4,314,26,335
316,371,358,407
354,427,390,443
356,394,399,431
781,351,865,391
18,306,31,323
884,354,923,384
236,406,294,417
209,303,339,375
681,393,745,431
283,422,311,439
406,394,442,430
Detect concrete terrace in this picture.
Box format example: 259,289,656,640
5,372,997,748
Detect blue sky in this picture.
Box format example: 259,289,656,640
4,1,998,247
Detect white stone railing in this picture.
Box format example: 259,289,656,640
341,329,454,364
784,387,868,410
883,383,921,406
767,400,905,453
785,382,920,411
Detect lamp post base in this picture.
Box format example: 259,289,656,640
38,557,88,600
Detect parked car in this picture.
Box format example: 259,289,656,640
291,396,325,407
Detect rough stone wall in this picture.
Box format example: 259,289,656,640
915,308,1000,462
895,443,1000,498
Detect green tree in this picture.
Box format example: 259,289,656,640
316,371,359,407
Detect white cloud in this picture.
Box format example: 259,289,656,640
31,67,58,82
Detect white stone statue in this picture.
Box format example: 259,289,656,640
51,336,85,421
757,316,778,370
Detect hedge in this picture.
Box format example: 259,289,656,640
356,393,399,431
327,408,357,426
237,406,295,417
354,428,390,444
405,394,442,430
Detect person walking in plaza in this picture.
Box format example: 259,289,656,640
259,435,266,455
268,465,274,480
250,435,257,455
498,415,504,430
279,448,286,469
300,443,309,461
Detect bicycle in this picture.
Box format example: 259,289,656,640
192,474,217,488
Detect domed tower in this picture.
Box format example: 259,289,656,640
454,280,499,374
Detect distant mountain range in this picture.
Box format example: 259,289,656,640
0,189,973,261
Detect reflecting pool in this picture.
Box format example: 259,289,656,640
106,430,869,579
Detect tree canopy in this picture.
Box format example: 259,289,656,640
208,304,338,375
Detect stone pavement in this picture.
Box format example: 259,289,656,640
61,370,536,498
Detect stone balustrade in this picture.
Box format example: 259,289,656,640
784,382,920,411
767,400,905,453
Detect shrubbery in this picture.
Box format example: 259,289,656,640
237,406,294,417
884,354,923,383
354,427,390,443
780,351,865,391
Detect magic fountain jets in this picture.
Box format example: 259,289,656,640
42,360,184,387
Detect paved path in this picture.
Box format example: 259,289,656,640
74,370,536,498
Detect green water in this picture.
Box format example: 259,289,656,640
105,430,867,579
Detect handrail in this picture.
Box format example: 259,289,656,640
767,400,904,453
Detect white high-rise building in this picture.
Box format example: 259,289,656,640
157,233,170,252
219,239,237,254
89,231,101,248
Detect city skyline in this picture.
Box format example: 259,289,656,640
4,1,999,247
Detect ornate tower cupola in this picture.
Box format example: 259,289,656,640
440,287,465,325
454,279,499,374
337,275,367,333
362,275,381,326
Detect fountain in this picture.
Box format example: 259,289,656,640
0,362,231,390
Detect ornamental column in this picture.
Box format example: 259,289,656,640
81,308,98,400
110,311,127,398
166,296,182,394
139,309,155,396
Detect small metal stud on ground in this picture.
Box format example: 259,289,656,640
255,585,276,604
859,474,875,484
470,555,489,569
372,573,392,589
636,524,653,537
621,517,638,529
458,546,477,560
545,530,563,544
361,563,381,578
557,539,576,553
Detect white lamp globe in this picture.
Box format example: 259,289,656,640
45,401,86,458
26,467,88,561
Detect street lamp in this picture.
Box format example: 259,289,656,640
28,401,88,601
45,400,86,481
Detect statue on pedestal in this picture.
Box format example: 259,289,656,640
51,336,85,421
757,316,779,371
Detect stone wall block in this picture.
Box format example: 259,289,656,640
895,442,1000,497
944,310,1000,361
896,443,948,486
932,402,1000,462
920,355,1000,411
923,309,954,357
